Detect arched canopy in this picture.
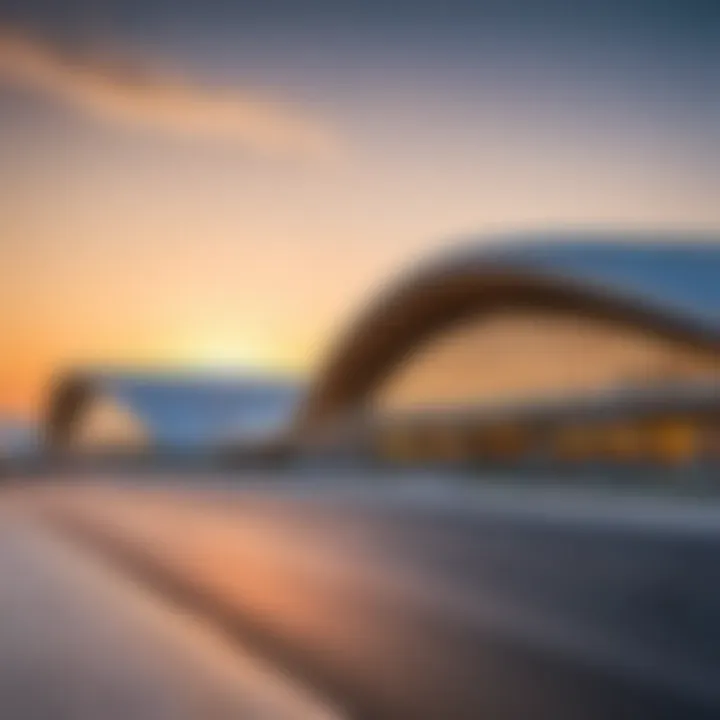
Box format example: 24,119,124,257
45,370,302,452
297,233,720,434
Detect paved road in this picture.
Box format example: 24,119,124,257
0,497,341,720
23,476,720,719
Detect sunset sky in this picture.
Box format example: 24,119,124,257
1,0,720,416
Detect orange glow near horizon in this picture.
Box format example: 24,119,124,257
2,25,720,419
0,330,315,419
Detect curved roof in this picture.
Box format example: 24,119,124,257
297,232,720,432
46,370,302,451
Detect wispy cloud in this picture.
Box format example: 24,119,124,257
0,29,340,160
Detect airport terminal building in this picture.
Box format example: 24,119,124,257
45,233,720,475
295,234,720,473
44,371,302,464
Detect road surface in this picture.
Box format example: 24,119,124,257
0,494,341,720
8,474,720,719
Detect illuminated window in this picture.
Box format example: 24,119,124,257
646,417,699,467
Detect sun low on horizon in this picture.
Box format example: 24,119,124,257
2,0,720,420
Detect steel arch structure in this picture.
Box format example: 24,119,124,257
295,234,720,434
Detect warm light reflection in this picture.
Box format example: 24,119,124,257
377,311,720,413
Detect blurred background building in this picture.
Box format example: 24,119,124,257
44,371,302,469
40,233,720,479
294,234,720,475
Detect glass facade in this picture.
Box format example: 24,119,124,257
369,310,719,470
376,310,719,414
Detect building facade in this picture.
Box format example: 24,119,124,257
295,234,720,474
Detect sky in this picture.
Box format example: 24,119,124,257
1,0,720,417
